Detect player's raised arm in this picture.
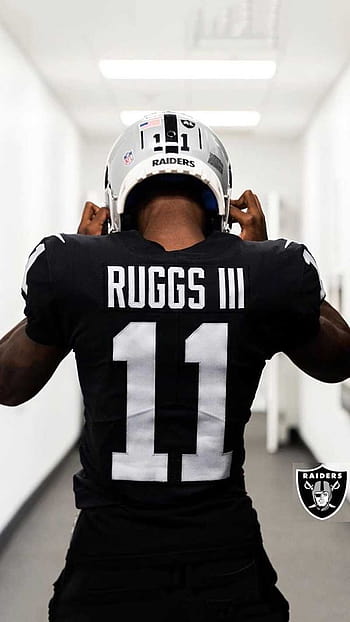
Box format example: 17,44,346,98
0,236,70,407
1,201,115,407
285,300,350,383
0,320,67,406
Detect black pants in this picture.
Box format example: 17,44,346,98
48,547,289,621
48,507,289,621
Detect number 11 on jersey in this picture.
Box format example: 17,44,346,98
112,322,232,483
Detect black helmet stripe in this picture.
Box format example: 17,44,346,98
164,113,178,143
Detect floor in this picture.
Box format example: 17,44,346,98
0,414,349,622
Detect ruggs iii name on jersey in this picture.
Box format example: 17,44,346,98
107,264,245,310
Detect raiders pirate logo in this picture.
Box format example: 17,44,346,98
181,119,196,129
296,464,348,520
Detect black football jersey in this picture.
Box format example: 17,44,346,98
22,230,324,556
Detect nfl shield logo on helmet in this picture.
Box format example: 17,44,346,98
123,150,135,166
296,464,348,520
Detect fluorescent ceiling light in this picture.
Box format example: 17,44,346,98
120,110,261,128
99,60,276,80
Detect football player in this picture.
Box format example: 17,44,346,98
1,112,350,622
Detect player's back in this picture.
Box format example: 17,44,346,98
23,229,322,558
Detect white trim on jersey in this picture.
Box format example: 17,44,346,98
303,248,326,301
52,233,65,244
21,243,45,296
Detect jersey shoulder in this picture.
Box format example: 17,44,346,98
43,232,120,251
221,235,324,307
42,231,130,263
241,236,307,261
216,233,308,268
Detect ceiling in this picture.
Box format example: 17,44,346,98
1,0,350,140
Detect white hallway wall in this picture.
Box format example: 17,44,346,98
0,25,82,533
83,133,303,419
300,61,350,476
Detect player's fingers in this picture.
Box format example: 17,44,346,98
92,207,110,229
253,193,264,215
230,191,248,209
81,201,100,222
231,189,255,206
241,190,260,215
91,206,109,222
229,205,251,225
231,190,261,216
78,202,100,229
79,208,110,235
78,202,104,234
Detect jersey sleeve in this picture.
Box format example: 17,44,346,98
262,241,325,359
21,239,66,346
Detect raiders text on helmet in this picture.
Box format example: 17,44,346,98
104,111,232,232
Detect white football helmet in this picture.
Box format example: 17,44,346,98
104,111,232,232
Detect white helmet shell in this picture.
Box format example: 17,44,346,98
105,111,232,231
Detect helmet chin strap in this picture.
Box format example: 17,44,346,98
106,187,121,232
221,195,231,233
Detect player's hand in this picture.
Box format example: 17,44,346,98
78,202,110,235
229,190,268,241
